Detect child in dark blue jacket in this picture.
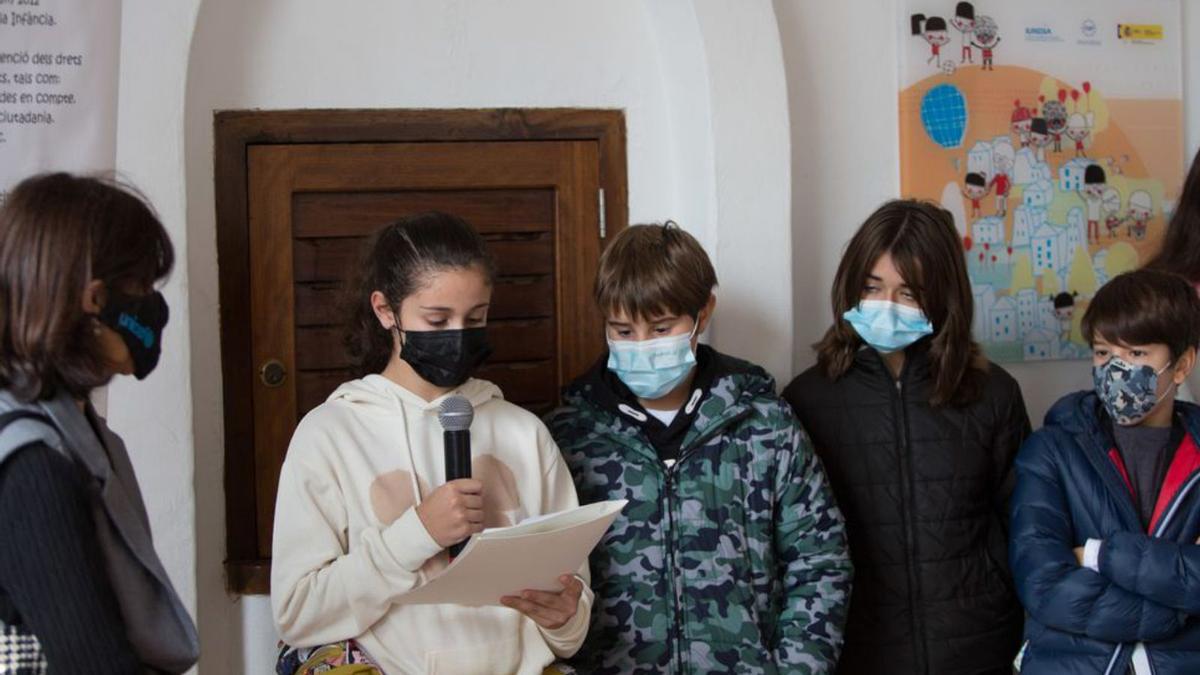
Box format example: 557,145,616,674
1011,269,1200,675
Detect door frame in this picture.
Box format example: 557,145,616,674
214,108,627,594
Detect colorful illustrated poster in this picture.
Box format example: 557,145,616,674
900,1,1182,362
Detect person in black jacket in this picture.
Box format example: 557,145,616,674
784,199,1029,674
0,173,198,673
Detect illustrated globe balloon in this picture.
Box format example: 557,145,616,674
920,84,968,149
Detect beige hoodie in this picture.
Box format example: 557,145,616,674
271,374,592,675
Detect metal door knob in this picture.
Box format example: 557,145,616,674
259,359,287,387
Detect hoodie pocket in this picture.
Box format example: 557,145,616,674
425,638,521,675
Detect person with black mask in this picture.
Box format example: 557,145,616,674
270,212,590,675
0,173,198,673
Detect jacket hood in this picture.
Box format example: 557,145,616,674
329,374,503,418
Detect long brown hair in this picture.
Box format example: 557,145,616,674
815,199,987,406
0,173,174,401
1146,146,1200,282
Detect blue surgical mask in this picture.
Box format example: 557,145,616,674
843,299,934,354
607,321,699,400
1093,357,1174,426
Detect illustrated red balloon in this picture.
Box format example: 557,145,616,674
1058,89,1067,102
984,242,990,251
1071,89,1080,101
1083,81,1091,93
1007,246,1013,255
992,255,997,262
963,236,973,251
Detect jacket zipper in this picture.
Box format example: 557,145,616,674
892,375,928,674
663,469,685,673
660,409,749,674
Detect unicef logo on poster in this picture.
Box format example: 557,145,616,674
920,84,967,149
1081,19,1097,37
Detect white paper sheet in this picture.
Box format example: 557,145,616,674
399,499,627,607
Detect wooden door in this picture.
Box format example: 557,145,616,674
248,141,601,559
216,109,627,593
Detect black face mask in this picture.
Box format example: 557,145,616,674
398,327,493,388
98,291,169,380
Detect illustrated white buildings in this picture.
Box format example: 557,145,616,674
1014,148,1038,184
1032,224,1065,275
1067,207,1085,230
1012,205,1046,247
1037,296,1058,331
1094,250,1109,286
1014,147,1053,185
1059,158,1093,192
1023,328,1059,360
988,296,1018,343
968,141,994,177
972,284,996,343
1024,180,1055,209
972,216,1005,248
1016,288,1038,336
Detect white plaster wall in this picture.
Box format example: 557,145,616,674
777,0,1200,424
109,0,203,657
694,1,794,382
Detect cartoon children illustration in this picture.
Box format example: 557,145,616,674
1052,291,1077,344
971,15,1000,71
991,144,1014,217
1102,187,1127,239
1066,112,1092,158
1127,190,1154,241
912,14,951,67
1043,97,1068,153
1030,117,1051,164
1011,100,1033,148
962,172,990,219
1080,164,1107,243
952,2,976,64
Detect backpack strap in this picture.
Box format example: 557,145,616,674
0,409,59,468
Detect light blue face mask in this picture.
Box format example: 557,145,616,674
843,299,934,354
607,321,699,400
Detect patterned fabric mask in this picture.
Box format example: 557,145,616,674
1093,357,1174,426
843,299,934,354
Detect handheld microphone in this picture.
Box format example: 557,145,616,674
438,395,474,558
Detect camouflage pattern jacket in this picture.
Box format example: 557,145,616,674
546,347,852,674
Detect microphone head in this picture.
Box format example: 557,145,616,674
438,395,474,432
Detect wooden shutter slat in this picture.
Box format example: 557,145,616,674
293,236,555,282
292,189,554,238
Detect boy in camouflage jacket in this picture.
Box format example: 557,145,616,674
546,223,852,674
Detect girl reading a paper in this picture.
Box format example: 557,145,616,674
270,212,590,675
